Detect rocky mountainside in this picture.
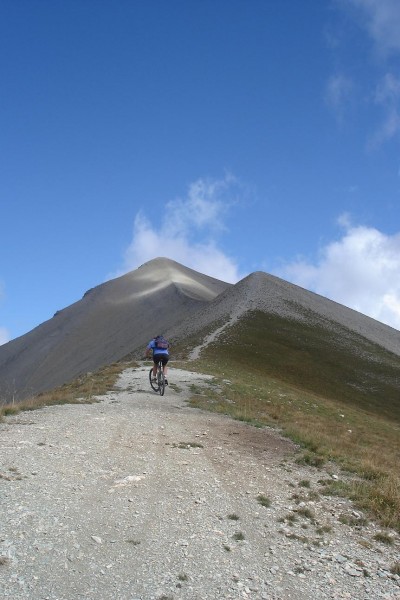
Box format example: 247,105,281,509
1,257,399,404
165,270,400,359
0,258,230,403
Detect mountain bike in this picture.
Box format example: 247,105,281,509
149,359,165,396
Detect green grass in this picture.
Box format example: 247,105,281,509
297,507,316,521
295,452,326,468
298,479,311,488
184,310,400,531
256,494,271,508
209,309,400,421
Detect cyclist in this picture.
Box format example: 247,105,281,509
145,335,170,385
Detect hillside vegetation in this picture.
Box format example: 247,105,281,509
175,310,400,530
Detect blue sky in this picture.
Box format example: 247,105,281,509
1,0,400,344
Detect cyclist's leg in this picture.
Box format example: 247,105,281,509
161,355,169,383
151,355,158,380
162,355,169,372
153,354,162,379
152,354,158,381
149,367,159,390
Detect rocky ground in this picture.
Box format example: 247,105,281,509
1,365,399,600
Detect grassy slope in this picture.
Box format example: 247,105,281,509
177,310,400,530
226,309,400,421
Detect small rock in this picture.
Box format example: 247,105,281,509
91,536,102,544
335,554,347,563
345,566,362,577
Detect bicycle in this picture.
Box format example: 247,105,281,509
149,359,165,396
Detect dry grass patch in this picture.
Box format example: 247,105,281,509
0,361,131,419
373,532,395,545
391,562,400,575
169,441,204,450
339,514,368,528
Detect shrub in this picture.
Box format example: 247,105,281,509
256,494,271,508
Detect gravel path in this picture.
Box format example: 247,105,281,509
1,365,399,600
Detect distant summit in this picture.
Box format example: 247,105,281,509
0,257,399,404
0,258,230,402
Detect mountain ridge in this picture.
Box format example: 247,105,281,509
165,269,400,359
0,258,230,402
1,257,399,404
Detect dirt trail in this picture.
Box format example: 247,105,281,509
1,365,399,600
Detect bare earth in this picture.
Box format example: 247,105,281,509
1,365,399,600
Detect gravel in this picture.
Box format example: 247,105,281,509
1,365,399,600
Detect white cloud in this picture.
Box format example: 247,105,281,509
332,2,400,148
164,174,235,237
368,73,400,147
0,327,10,346
325,74,355,121
117,175,243,283
275,220,400,330
337,212,352,228
348,0,400,56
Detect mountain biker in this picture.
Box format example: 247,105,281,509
145,335,170,385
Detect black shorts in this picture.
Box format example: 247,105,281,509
153,353,169,366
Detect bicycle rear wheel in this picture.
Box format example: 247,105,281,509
149,367,159,392
158,368,165,396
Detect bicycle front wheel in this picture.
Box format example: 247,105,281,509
158,369,165,396
149,367,159,392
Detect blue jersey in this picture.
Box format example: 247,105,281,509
147,338,169,355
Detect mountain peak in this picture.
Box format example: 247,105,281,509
0,258,230,402
133,257,230,301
